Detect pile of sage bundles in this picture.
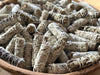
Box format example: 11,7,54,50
0,0,100,74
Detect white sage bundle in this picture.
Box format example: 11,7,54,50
11,4,20,13
59,50,69,63
59,0,72,7
48,20,67,32
39,10,49,22
0,22,24,45
24,42,33,70
0,14,9,20
47,38,66,64
98,18,100,25
68,33,97,50
32,32,43,66
21,2,42,17
14,37,25,58
4,26,12,32
66,3,75,12
16,10,39,25
70,51,99,58
44,2,66,14
68,18,98,32
44,31,56,46
44,31,68,63
83,26,100,34
0,47,25,68
48,22,69,41
65,41,88,52
69,1,83,11
47,53,100,74
18,0,30,3
68,8,88,22
6,37,16,54
26,23,36,34
37,20,48,34
33,38,51,72
30,0,48,4
75,30,100,43
0,5,12,14
49,11,69,28
88,12,100,18
20,27,32,43
0,13,18,32
67,18,89,32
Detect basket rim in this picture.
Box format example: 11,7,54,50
0,59,100,75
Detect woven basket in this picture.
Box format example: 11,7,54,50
0,59,100,75
0,0,100,75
